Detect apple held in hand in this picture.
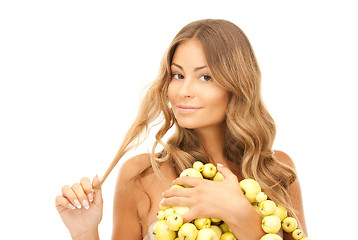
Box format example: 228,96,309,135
256,192,268,203
261,215,281,234
259,200,277,216
202,163,217,178
178,223,198,240
273,205,287,221
196,228,219,240
292,228,304,240
239,179,261,203
213,172,224,182
172,206,190,216
167,213,183,231
193,161,204,172
260,233,283,240
220,232,237,240
210,225,222,238
153,220,176,240
194,217,211,229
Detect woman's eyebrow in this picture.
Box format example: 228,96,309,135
171,62,208,72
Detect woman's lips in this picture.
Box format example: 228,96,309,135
177,105,201,114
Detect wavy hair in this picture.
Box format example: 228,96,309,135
96,19,298,219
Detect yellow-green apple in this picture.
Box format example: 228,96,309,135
210,218,222,225
178,223,198,240
252,202,265,218
170,184,184,189
210,225,222,238
220,232,237,240
213,172,224,181
193,161,204,172
159,198,170,211
167,213,183,231
292,229,303,239
256,192,268,203
239,179,261,203
261,216,281,234
219,222,232,233
172,206,190,216
281,217,297,233
260,233,283,240
259,200,277,216
157,210,165,220
194,217,211,229
202,163,217,178
196,228,219,240
180,168,203,178
273,205,287,221
164,208,175,219
153,220,176,240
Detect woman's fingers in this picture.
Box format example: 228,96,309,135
62,185,82,209
80,177,93,203
72,183,90,209
56,195,76,210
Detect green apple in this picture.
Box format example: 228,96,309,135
193,161,204,172
292,228,303,239
273,205,287,221
213,172,224,182
178,223,198,240
153,220,176,240
202,163,217,178
220,232,237,240
157,210,165,220
281,217,297,233
194,217,211,229
167,213,183,231
210,225,222,238
219,222,232,233
260,233,283,240
261,216,281,234
172,206,190,216
239,179,261,203
256,192,267,203
259,200,277,216
197,228,219,240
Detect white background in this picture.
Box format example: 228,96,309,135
1,0,357,239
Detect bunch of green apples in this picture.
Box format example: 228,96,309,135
154,161,311,240
240,177,310,240
154,161,237,240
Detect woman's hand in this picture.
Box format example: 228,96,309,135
55,175,103,239
161,164,248,223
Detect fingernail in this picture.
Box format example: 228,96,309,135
160,199,165,205
68,203,76,209
217,163,223,167
87,193,93,202
82,199,89,209
74,199,82,209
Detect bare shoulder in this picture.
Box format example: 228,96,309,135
274,150,296,168
116,153,152,184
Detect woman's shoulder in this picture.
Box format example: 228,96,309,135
117,153,152,183
274,150,295,168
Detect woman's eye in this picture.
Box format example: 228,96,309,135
200,75,212,82
172,73,184,80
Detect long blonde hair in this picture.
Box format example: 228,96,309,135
96,19,297,218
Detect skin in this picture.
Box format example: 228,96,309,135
55,39,307,240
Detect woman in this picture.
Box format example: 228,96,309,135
55,19,307,240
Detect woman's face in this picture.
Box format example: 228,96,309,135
168,38,230,131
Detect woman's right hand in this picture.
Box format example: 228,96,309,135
55,175,103,239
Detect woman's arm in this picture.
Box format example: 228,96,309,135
111,155,147,240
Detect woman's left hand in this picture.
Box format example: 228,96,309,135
160,164,249,223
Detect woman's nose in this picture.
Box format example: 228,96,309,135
178,77,195,98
